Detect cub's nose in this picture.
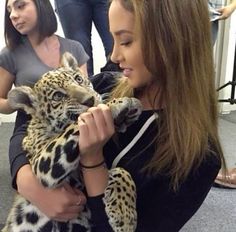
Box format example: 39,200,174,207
82,96,94,107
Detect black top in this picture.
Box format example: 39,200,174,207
9,72,221,232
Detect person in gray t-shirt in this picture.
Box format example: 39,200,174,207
0,0,88,222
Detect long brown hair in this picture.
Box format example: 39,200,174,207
109,0,225,189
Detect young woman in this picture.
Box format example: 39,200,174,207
77,0,226,231
0,0,88,221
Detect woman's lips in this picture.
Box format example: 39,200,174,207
123,68,132,77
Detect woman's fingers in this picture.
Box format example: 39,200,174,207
80,104,114,139
62,183,87,207
97,103,114,136
50,185,86,221
73,188,87,206
77,104,115,156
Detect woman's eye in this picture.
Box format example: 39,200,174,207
16,1,26,10
120,41,132,46
52,91,65,101
74,74,83,84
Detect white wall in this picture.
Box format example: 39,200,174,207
0,0,106,124
215,9,236,113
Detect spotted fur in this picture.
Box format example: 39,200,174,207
3,53,140,232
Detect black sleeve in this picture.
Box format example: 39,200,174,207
87,195,113,232
9,111,31,190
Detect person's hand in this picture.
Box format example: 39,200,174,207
16,165,86,222
218,4,236,20
78,104,115,165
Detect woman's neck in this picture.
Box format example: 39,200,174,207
136,84,165,110
27,32,41,46
28,34,56,50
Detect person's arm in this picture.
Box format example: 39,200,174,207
78,104,114,230
16,164,86,222
78,104,114,196
218,0,236,20
79,63,88,77
0,67,15,114
10,123,86,222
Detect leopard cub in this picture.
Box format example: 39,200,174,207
3,52,141,232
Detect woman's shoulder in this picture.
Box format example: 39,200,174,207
57,35,84,48
0,46,16,73
57,35,89,65
0,46,13,58
0,40,28,58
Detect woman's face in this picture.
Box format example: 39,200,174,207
109,0,152,89
7,0,38,36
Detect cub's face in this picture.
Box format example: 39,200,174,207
8,52,101,131
34,67,101,130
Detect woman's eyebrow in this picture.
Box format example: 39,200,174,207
113,29,132,36
7,0,21,12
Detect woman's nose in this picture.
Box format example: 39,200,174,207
9,9,19,20
110,45,122,64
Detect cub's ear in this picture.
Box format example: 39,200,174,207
7,86,37,115
60,52,78,70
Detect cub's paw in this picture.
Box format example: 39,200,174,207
108,97,142,132
103,167,137,232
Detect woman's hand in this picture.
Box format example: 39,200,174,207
16,165,86,222
78,104,115,165
218,4,236,20
77,104,113,196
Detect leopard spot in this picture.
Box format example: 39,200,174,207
63,129,75,140
26,212,39,224
64,141,79,163
15,205,23,225
51,163,66,179
46,141,56,152
16,214,23,225
39,157,51,174
54,145,62,163
33,161,38,175
41,179,49,187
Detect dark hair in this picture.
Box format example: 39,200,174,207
4,0,57,50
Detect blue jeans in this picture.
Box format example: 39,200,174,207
55,0,113,76
211,20,219,46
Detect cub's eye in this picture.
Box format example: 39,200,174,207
52,91,65,101
74,74,83,84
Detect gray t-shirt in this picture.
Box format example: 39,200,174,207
0,35,89,87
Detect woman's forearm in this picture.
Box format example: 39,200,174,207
0,98,15,114
80,154,109,197
16,164,43,200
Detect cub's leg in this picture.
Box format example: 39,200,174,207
104,168,137,232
